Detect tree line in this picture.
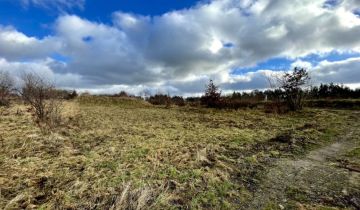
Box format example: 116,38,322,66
146,68,360,112
1,68,360,115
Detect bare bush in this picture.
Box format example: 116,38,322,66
0,70,14,107
20,73,63,129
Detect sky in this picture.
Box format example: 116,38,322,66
0,0,360,96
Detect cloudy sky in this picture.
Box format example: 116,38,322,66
0,0,359,96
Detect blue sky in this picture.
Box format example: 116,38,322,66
0,0,359,95
0,0,199,37
232,51,360,75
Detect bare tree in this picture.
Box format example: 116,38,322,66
0,70,14,107
264,71,285,102
20,73,62,128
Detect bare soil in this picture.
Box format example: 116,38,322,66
247,126,360,209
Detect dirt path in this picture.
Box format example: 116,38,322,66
246,130,360,209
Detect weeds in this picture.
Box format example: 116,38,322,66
0,99,359,209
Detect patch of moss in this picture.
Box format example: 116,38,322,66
346,147,360,159
285,186,310,203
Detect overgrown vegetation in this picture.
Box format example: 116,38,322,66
0,70,14,107
147,94,186,107
1,66,360,209
1,97,359,209
19,73,63,130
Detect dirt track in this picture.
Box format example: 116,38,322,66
247,125,360,209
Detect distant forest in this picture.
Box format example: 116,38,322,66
227,83,360,101
103,83,360,103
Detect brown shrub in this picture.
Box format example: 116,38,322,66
0,71,14,107
171,96,185,106
304,99,360,109
20,73,63,130
147,94,171,106
203,98,258,110
263,101,289,114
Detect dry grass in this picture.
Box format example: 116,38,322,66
0,97,359,209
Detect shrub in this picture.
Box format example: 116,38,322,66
305,99,360,109
201,80,221,108
118,91,129,97
147,94,171,106
65,90,78,100
279,67,310,111
0,71,14,107
263,101,289,114
50,89,78,100
209,99,257,110
20,73,63,130
107,91,130,98
171,96,185,106
266,67,310,111
186,97,201,107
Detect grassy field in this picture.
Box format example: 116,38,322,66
1,97,359,209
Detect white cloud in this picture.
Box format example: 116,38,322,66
209,39,223,54
291,60,313,70
312,57,360,85
1,0,360,95
0,57,84,89
0,26,60,60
